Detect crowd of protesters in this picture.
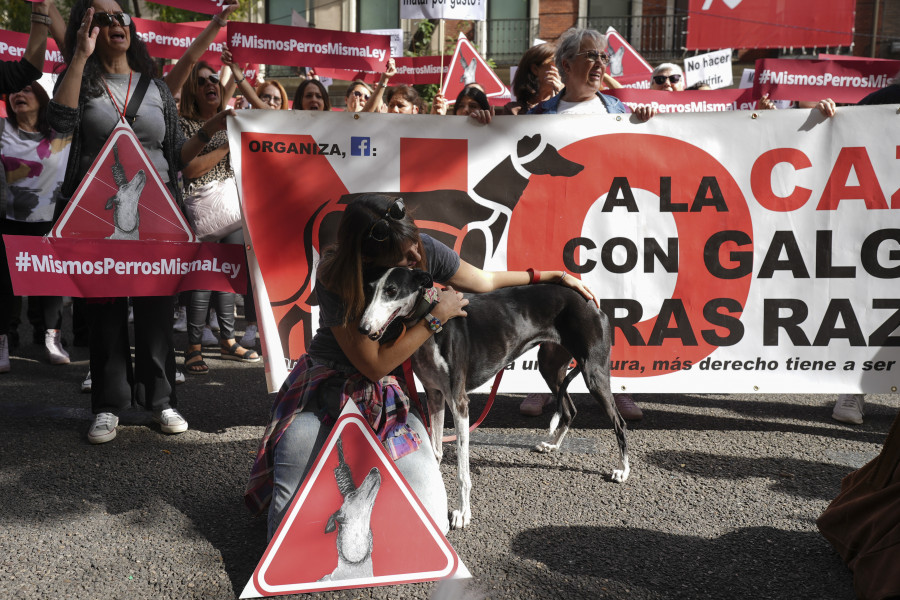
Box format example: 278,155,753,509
1,2,895,460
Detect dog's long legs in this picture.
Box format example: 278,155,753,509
447,391,471,530
537,366,580,453
584,364,629,483
533,344,576,454
425,387,446,463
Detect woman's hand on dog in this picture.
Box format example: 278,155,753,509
432,287,468,323
558,272,599,309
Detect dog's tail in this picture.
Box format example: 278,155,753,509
549,364,582,435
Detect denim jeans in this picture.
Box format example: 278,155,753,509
268,408,449,539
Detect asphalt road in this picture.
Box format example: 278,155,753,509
1,305,895,600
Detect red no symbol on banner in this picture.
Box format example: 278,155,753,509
508,134,754,375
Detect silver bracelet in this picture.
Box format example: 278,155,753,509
557,272,568,284
31,13,52,26
213,14,227,27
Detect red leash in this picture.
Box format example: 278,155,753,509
402,359,503,443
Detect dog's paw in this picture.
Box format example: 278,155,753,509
534,441,560,453
610,467,630,483
450,508,471,530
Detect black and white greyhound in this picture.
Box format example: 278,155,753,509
359,267,629,530
319,438,382,582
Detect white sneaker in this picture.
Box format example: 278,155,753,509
175,369,186,385
0,334,10,373
614,393,643,421
88,412,118,444
153,408,188,434
173,306,187,332
201,326,218,346
208,309,219,332
240,324,258,347
45,329,70,365
81,370,92,393
832,394,864,425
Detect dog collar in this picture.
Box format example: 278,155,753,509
404,285,441,327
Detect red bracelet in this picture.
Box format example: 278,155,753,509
526,268,541,284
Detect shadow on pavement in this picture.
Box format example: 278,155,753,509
510,525,854,600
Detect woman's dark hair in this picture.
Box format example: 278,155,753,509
385,85,423,112
345,80,373,99
179,61,226,119
62,0,157,99
511,43,556,107
317,194,426,325
292,78,331,111
453,85,489,113
5,82,52,138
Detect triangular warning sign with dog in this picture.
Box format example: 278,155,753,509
50,121,196,242
241,402,469,597
604,27,653,87
441,32,510,105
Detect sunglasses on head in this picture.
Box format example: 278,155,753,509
653,74,682,85
367,198,406,242
197,74,220,87
92,12,131,28
352,90,370,100
575,50,610,66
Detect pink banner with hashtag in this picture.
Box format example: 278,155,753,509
133,18,225,64
605,88,761,112
314,56,448,85
3,236,247,297
753,58,900,103
0,28,64,73
226,22,390,70
143,0,224,15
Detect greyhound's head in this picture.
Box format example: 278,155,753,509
608,45,626,78
105,169,147,210
460,56,476,85
359,267,434,342
514,134,584,178
324,439,381,564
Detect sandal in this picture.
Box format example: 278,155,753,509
220,342,260,363
184,349,209,374
519,393,553,416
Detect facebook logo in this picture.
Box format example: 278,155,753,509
350,136,373,156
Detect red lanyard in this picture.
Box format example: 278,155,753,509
102,71,133,123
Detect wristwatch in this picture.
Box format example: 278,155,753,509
424,313,442,334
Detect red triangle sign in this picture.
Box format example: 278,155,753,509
50,122,196,242
605,27,654,88
441,32,510,104
241,402,468,597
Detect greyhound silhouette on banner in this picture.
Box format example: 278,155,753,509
264,134,584,362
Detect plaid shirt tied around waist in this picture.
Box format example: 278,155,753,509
243,354,421,515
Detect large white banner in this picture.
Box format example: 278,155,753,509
400,0,486,21
228,107,900,395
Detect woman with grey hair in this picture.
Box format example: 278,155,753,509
513,28,652,420
650,63,685,91
470,28,653,123
528,27,643,115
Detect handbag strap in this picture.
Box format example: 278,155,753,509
124,74,151,126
